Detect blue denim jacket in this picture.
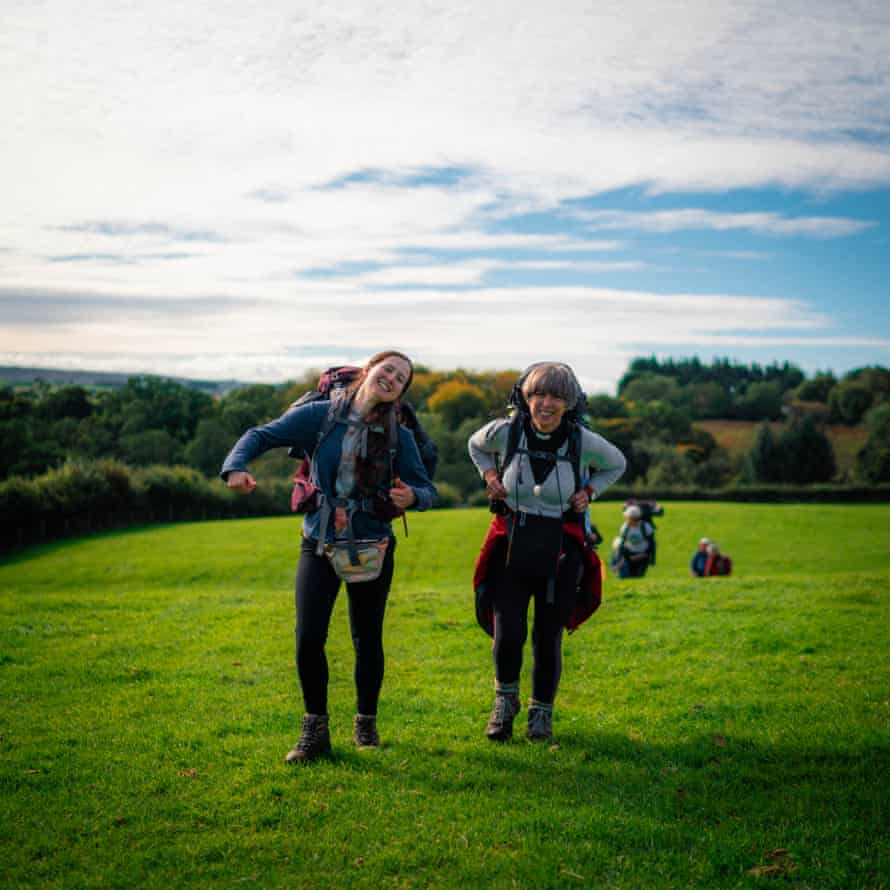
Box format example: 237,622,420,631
220,400,437,542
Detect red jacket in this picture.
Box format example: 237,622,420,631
473,513,603,636
704,553,732,576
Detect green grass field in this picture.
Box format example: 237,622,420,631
2,504,889,888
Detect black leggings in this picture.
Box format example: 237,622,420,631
491,538,581,704
294,536,395,716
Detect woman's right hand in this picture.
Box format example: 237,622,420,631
483,469,508,500
226,471,257,494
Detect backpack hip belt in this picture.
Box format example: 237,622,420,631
315,493,378,565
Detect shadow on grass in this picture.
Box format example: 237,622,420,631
271,727,889,884
336,729,888,833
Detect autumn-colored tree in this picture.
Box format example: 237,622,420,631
428,380,487,429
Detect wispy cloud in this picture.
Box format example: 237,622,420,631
575,209,875,237
303,258,644,288
0,287,250,326
245,189,291,204
47,252,196,265
54,222,227,242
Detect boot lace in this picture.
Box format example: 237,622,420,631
297,715,324,753
490,693,518,725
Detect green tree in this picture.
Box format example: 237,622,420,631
796,373,837,403
586,418,651,484
780,417,836,484
620,373,683,405
37,385,93,420
734,381,783,421
120,429,181,466
586,394,628,419
829,381,873,425
856,403,890,482
743,423,783,482
102,376,212,442
645,446,696,488
684,381,731,419
627,400,693,440
744,419,835,483
419,413,481,499
220,384,285,436
0,386,34,421
184,418,233,477
847,366,890,402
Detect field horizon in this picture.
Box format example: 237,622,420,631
1,504,888,888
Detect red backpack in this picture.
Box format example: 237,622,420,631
289,367,362,513
707,554,732,576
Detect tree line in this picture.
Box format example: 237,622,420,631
2,359,890,513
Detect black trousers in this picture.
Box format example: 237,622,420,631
294,536,395,716
491,537,581,704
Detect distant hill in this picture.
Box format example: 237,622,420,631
0,366,251,396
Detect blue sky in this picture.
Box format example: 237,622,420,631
1,1,889,393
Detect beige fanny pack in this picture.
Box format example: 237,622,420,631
323,537,390,583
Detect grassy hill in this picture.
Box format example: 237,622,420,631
1,505,888,887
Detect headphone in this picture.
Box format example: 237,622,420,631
509,362,586,417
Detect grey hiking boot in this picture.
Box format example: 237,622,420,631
527,701,553,741
486,691,520,742
353,714,380,749
285,714,331,764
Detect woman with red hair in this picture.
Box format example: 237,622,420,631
222,351,436,762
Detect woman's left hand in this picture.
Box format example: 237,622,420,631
389,478,416,510
570,489,590,512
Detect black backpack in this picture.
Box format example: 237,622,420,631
496,411,584,500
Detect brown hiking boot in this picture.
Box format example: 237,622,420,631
353,714,380,749
285,714,331,764
486,692,520,742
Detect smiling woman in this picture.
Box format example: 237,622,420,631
467,361,626,744
220,349,436,763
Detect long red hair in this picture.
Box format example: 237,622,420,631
345,351,415,495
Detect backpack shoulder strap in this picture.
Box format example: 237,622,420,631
498,413,524,481
308,395,350,486
387,406,400,483
568,421,582,493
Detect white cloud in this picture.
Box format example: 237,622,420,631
576,209,875,237
1,1,889,389
8,281,884,387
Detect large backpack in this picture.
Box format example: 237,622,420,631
289,365,438,513
708,553,732,576
617,518,656,565
622,498,661,565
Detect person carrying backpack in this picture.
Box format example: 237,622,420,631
468,362,626,743
221,350,436,763
690,537,711,577
612,504,656,578
704,542,732,577
288,367,438,512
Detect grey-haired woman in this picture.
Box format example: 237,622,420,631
468,362,626,742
